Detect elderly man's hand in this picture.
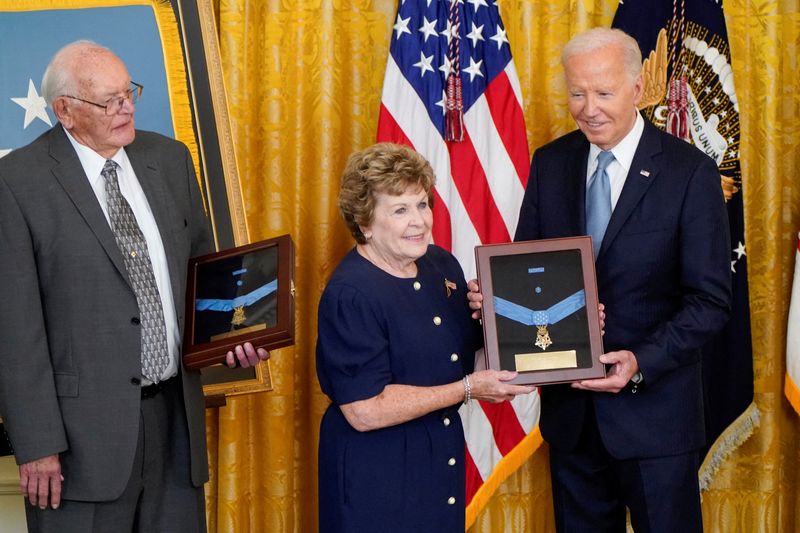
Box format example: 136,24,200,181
225,342,270,368
19,454,63,510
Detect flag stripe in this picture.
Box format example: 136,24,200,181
478,400,527,455
786,233,800,414
461,392,542,498
483,68,530,188
463,440,486,502
460,400,503,481
510,388,541,434
447,129,511,244
463,85,526,237
431,187,454,252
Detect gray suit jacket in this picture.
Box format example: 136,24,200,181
0,124,213,501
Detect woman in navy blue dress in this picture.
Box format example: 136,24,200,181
316,144,534,532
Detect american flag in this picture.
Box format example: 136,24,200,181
786,233,800,415
376,0,539,526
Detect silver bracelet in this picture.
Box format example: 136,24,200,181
463,374,472,404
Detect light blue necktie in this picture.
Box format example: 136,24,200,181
585,150,615,258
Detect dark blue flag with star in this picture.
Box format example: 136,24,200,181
0,6,175,159
612,0,756,488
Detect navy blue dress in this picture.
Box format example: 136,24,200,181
316,245,480,532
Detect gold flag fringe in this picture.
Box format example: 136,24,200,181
699,402,760,491
465,428,544,529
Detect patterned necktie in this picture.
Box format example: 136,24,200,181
101,160,169,382
585,150,615,258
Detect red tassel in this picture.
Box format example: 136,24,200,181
677,75,689,141
445,72,464,142
444,0,463,142
666,76,690,142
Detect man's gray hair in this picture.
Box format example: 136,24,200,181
41,40,110,106
561,27,642,81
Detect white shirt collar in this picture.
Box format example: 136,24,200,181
62,127,127,186
588,111,645,174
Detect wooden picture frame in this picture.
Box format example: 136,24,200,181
184,234,295,374
475,236,605,386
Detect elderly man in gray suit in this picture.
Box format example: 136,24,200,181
0,41,267,532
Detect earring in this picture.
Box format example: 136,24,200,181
363,232,372,240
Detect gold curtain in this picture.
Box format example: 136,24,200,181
207,0,800,531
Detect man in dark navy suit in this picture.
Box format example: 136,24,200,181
509,28,730,532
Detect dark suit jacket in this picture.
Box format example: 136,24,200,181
515,120,731,459
0,124,213,500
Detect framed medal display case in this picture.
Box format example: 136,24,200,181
475,236,605,386
184,234,295,380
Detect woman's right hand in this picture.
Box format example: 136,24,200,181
466,278,483,320
468,369,536,403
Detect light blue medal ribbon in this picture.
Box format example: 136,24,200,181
494,290,585,326
493,290,586,350
195,279,278,311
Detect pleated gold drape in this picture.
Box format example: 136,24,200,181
206,1,800,531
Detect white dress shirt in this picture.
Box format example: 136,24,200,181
586,111,646,211
65,129,179,383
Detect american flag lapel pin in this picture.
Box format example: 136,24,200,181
640,169,651,177
444,278,457,297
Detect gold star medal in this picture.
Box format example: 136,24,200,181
535,325,552,350
533,311,552,350
231,305,246,326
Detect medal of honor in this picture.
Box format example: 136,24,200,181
195,277,277,329
196,279,278,317
231,305,246,326
535,325,552,350
494,289,586,351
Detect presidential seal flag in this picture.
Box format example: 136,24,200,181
376,0,538,527
612,0,757,488
786,234,800,415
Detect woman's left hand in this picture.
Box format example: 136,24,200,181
599,303,606,335
469,369,535,403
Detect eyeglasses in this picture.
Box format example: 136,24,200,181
62,82,143,116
